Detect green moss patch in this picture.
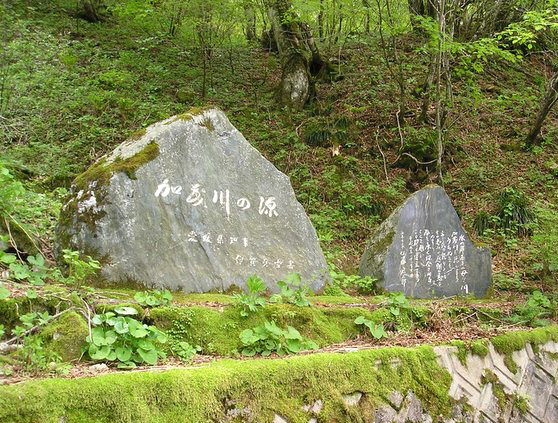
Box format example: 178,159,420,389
168,293,366,306
168,106,215,124
450,339,490,366
150,304,391,356
0,345,453,423
0,296,71,332
491,326,558,373
40,311,88,362
482,370,508,410
73,141,160,192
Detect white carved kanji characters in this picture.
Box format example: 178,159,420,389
186,184,206,206
258,196,278,217
213,189,230,217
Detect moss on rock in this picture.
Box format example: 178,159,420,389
72,141,160,192
0,345,453,423
491,326,558,373
40,311,88,362
150,304,392,356
0,296,70,332
168,106,215,124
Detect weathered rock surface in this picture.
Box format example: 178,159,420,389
359,185,491,298
56,108,328,293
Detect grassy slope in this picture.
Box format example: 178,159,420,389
1,1,557,288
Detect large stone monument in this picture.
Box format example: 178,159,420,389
359,185,491,298
56,108,328,292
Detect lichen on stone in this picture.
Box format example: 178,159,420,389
167,106,215,124
72,141,160,192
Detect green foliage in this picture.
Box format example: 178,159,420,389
62,249,101,286
1,310,71,375
382,292,412,317
354,315,387,340
493,273,523,291
171,341,201,362
164,308,200,361
0,247,100,288
475,188,536,240
529,204,558,276
239,320,318,356
302,115,352,148
134,290,173,308
473,211,492,236
377,292,424,334
270,273,311,307
327,260,378,295
151,303,386,357
498,8,558,51
86,307,168,368
510,291,557,327
0,283,9,299
496,188,536,237
396,127,439,167
11,311,52,339
0,162,63,251
0,162,25,217
234,275,266,317
18,336,70,375
1,252,50,286
452,38,518,78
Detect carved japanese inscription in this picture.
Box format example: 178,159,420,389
360,185,491,298
56,108,328,293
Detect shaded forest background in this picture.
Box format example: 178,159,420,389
1,0,558,295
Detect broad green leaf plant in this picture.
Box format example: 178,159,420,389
239,320,318,357
86,306,168,369
270,273,311,307
134,289,173,307
234,275,267,317
354,316,387,340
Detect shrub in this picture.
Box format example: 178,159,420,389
529,204,558,276
354,316,387,340
510,291,556,327
327,261,378,295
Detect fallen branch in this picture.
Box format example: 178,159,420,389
375,131,390,183
6,308,76,345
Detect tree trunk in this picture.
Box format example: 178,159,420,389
408,0,425,16
408,0,437,18
526,71,558,146
244,1,257,41
318,0,324,39
267,0,330,110
79,0,105,22
363,0,371,34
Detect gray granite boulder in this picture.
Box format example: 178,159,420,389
359,185,491,298
56,108,328,293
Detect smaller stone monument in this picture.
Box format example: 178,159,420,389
359,185,491,298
